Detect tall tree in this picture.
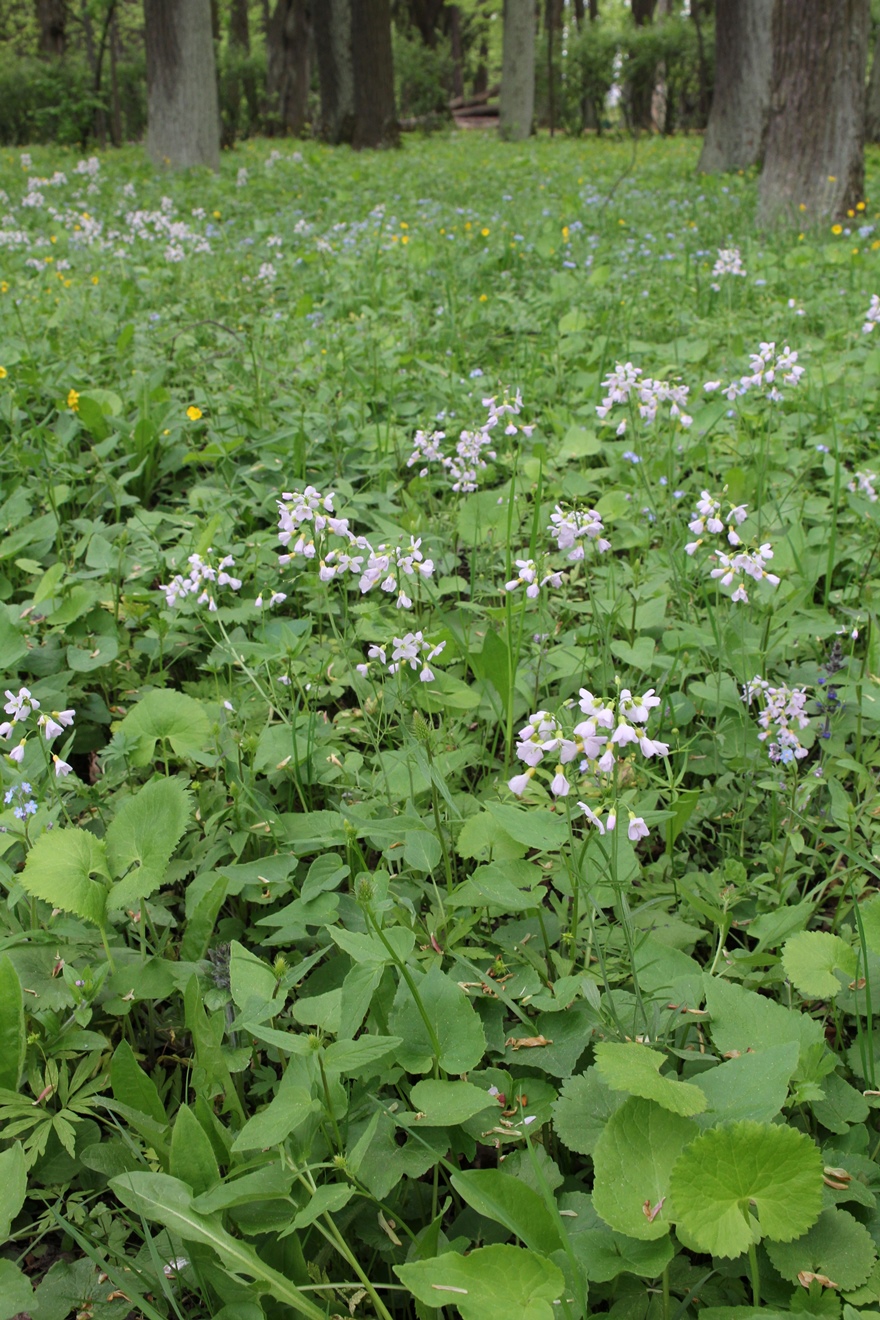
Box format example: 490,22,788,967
35,0,66,54
230,0,250,51
351,0,398,148
626,0,658,130
499,0,535,141
313,0,355,143
143,0,221,170
267,0,312,134
866,26,880,142
757,0,868,226
697,0,774,174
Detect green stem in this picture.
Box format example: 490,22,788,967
748,1238,761,1306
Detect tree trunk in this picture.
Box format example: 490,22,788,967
866,26,880,142
109,9,122,145
408,0,445,46
546,0,561,136
230,0,250,50
697,0,773,173
757,0,868,227
573,0,584,27
499,0,535,141
473,0,489,96
268,0,312,134
351,0,398,148
35,0,66,55
449,4,464,100
313,0,355,143
144,0,221,170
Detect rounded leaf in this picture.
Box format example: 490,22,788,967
782,932,857,999
592,1096,695,1240
669,1120,823,1258
767,1207,877,1291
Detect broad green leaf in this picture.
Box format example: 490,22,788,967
454,859,545,911
231,1081,318,1152
19,827,109,927
0,955,25,1092
111,1040,167,1127
782,931,858,999
396,1244,564,1320
403,829,443,872
105,778,192,910
390,963,486,1075
592,1097,695,1239
0,1144,26,1239
455,810,526,861
170,1105,220,1197
291,1183,354,1228
323,1035,401,1075
811,1072,870,1134
409,1079,497,1126
561,1191,675,1282
116,688,212,766
0,1260,32,1320
594,1042,707,1117
109,1172,325,1319
484,802,569,852
691,1042,799,1128
451,1169,565,1256
669,1120,823,1257
552,1068,627,1156
703,975,824,1063
67,634,119,672
767,1208,877,1291
229,941,278,1013
193,1165,293,1214
859,895,880,956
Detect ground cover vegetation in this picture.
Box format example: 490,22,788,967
3,129,880,1319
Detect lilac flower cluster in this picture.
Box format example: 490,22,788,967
505,504,611,603
159,550,242,612
863,295,880,334
596,362,692,437
508,688,669,839
685,492,778,604
743,677,810,765
704,341,804,404
277,486,434,610
710,246,746,290
356,631,446,683
848,470,878,503
0,687,74,774
405,389,534,493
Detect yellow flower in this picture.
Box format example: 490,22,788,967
873,240,880,251
828,175,837,182
848,209,855,218
401,235,409,245
0,282,7,293
831,224,842,235
857,201,867,211
481,227,490,237
798,203,806,212
91,274,99,285
186,405,203,421
0,366,7,378
464,221,472,231
67,389,79,411
400,222,408,230
213,210,221,218
479,294,488,302
798,233,805,241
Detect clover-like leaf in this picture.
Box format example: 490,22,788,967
782,931,858,999
594,1041,707,1117
669,1120,823,1258
766,1207,877,1292
19,827,109,928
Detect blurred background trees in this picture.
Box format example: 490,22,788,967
0,0,876,224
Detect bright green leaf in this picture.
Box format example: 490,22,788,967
409,1078,497,1126
782,931,858,999
767,1208,877,1291
105,778,192,910
396,1244,564,1320
594,1042,707,1117
19,827,109,927
592,1097,695,1239
552,1068,627,1156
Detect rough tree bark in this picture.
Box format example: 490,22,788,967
627,0,658,131
351,0,399,149
35,0,66,55
267,0,312,134
313,0,355,143
866,26,880,142
449,5,464,100
499,0,535,141
230,0,250,50
757,0,868,227
697,0,774,173
143,0,221,170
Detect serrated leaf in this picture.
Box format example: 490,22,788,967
409,1079,497,1126
704,975,824,1063
552,1067,627,1156
592,1096,695,1239
19,827,109,927
395,1244,564,1320
116,688,212,767
669,1120,823,1257
594,1042,707,1116
782,931,858,999
105,778,192,910
692,1042,799,1128
767,1208,877,1291
561,1191,675,1282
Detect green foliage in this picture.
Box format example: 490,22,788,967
2,129,880,1320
